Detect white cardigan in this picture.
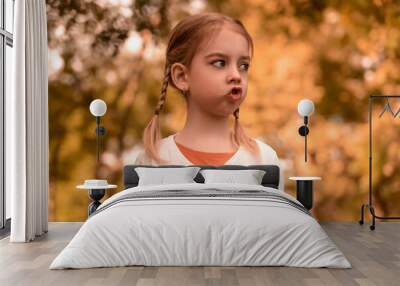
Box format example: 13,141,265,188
133,134,284,191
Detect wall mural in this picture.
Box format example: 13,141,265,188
46,0,400,221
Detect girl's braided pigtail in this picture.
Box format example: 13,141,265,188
142,64,171,164
233,108,260,157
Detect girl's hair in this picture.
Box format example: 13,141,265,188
143,12,260,163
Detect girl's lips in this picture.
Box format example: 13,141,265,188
226,88,242,102
228,93,241,101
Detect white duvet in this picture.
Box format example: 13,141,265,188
50,183,351,269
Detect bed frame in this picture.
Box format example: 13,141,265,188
123,165,280,189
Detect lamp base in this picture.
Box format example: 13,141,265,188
298,126,309,136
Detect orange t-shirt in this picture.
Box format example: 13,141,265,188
175,141,236,166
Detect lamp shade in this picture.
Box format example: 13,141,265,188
297,99,314,117
89,99,107,117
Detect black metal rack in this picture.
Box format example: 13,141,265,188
359,95,400,230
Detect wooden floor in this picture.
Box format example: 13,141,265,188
0,222,399,286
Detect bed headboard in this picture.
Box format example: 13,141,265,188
123,165,280,189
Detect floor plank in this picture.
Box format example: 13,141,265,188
0,222,399,286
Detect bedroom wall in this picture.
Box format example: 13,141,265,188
46,0,400,221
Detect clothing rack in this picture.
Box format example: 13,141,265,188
359,95,400,230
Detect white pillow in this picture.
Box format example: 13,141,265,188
135,167,201,186
200,169,266,185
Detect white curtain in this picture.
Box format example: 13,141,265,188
7,0,49,242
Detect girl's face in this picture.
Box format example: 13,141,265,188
186,25,251,117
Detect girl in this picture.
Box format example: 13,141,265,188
134,12,283,190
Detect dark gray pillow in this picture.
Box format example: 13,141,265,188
200,169,266,185
135,166,201,186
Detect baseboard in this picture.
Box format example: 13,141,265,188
0,218,11,239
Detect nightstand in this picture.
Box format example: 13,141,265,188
77,180,117,216
289,177,321,210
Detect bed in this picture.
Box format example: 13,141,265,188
49,164,351,269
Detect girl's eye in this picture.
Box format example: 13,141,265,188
212,60,225,67
211,60,250,71
240,63,250,71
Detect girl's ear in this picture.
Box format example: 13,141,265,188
170,62,189,92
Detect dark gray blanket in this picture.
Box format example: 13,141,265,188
90,189,311,218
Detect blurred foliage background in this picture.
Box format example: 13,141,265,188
47,0,400,222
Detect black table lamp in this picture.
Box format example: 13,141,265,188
89,99,107,165
297,99,315,162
